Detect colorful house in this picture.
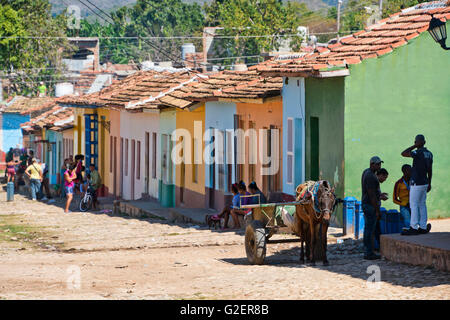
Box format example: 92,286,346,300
60,70,204,203
186,71,284,210
257,1,450,220
0,96,54,169
21,105,74,185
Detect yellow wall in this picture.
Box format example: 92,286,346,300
73,107,112,193
175,104,205,196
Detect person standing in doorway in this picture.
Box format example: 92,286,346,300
401,135,433,235
25,158,43,201
88,164,102,210
393,164,412,229
361,156,383,260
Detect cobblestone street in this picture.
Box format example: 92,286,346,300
0,191,449,300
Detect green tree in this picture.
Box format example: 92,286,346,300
382,0,428,18
71,0,205,65
206,0,303,67
0,0,73,96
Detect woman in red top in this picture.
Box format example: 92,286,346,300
64,163,77,213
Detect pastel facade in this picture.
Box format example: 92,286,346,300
120,109,160,200
257,2,450,223
174,104,206,208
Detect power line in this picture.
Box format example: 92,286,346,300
76,0,115,25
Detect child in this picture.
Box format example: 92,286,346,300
393,164,412,229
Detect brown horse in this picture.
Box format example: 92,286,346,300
295,180,336,266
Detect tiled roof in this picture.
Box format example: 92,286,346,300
184,70,283,101
0,96,55,115
59,70,204,111
21,105,74,132
256,1,450,76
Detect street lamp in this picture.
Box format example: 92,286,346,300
428,16,449,50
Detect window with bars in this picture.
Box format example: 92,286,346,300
137,140,141,180
125,139,129,176
152,132,157,179
110,136,113,173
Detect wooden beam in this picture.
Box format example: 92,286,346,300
218,97,264,104
315,69,350,78
262,95,282,104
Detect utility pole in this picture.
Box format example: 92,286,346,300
337,0,343,41
379,0,383,14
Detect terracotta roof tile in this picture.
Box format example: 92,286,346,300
21,105,74,132
256,1,449,76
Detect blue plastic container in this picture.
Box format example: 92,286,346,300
379,207,387,233
343,197,357,236
387,209,401,234
354,200,364,239
7,182,14,201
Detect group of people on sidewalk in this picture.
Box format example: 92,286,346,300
361,134,433,260
61,155,102,213
4,149,102,214
5,149,55,204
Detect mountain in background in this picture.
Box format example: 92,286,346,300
51,0,335,17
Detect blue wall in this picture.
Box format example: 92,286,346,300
1,113,30,152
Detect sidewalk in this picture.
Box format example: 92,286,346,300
116,199,219,225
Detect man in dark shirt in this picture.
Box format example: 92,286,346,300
361,156,383,260
401,134,433,235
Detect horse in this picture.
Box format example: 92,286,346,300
295,180,337,266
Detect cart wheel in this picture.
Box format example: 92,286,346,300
245,220,267,265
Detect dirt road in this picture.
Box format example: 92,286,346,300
0,191,449,300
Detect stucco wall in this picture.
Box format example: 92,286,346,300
344,30,450,219
1,113,29,154
175,104,206,207
120,110,159,201
204,101,236,190
282,77,305,196
158,109,176,207
305,77,345,225
236,98,283,196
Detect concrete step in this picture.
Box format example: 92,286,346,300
115,200,219,225
380,232,450,272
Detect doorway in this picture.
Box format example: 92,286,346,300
310,117,319,181
131,139,135,200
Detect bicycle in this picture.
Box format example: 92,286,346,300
79,182,95,212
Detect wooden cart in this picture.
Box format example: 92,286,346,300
242,201,303,265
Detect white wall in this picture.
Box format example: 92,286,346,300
282,77,305,196
204,101,236,190
120,110,160,200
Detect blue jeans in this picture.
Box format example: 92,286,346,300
362,204,378,256
399,206,411,229
30,179,41,200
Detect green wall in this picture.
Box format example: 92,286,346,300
344,28,450,219
305,77,346,225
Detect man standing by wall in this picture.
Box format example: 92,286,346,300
89,164,102,210
401,135,433,235
25,158,42,201
361,156,383,260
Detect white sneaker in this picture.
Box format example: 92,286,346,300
48,199,56,204
41,197,48,201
